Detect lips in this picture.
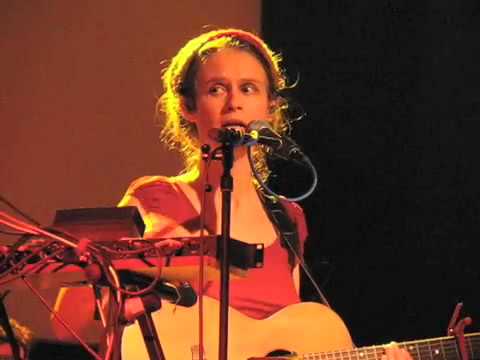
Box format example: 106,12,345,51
221,120,247,129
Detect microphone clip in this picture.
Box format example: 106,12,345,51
208,127,256,146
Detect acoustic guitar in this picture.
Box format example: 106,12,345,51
121,297,479,360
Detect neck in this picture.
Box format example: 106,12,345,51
187,146,266,234
195,146,259,204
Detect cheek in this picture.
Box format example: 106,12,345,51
196,96,223,115
252,98,273,119
192,100,221,131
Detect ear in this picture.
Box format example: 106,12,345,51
268,98,279,114
180,99,197,124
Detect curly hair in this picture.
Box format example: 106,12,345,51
158,28,292,181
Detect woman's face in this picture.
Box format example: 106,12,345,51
182,47,274,145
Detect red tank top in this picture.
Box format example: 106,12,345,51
124,177,308,319
201,236,301,319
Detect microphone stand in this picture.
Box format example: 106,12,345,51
217,141,234,360
0,291,22,360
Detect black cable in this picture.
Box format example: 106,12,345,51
247,143,330,306
247,143,318,202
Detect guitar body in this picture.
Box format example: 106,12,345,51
121,297,354,360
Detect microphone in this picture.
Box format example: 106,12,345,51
248,120,305,162
208,127,256,146
208,120,305,162
157,281,197,307
121,272,197,307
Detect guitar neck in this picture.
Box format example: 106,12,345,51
294,332,480,360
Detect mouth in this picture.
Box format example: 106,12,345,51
221,120,247,130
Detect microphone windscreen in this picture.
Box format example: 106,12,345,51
247,120,272,132
247,120,283,149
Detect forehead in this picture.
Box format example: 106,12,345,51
196,48,269,84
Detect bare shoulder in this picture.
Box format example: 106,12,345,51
278,198,309,243
120,175,176,197
119,175,184,207
118,175,198,236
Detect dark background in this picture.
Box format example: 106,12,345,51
263,0,480,346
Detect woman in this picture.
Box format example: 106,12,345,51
118,28,306,319
119,28,412,360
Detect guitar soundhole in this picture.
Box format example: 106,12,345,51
267,349,294,356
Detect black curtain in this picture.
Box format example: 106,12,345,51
263,0,480,346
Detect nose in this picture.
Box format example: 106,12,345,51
224,88,243,112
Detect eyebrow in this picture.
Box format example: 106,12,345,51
202,77,266,85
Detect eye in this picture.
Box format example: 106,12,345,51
208,84,227,96
241,82,259,94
